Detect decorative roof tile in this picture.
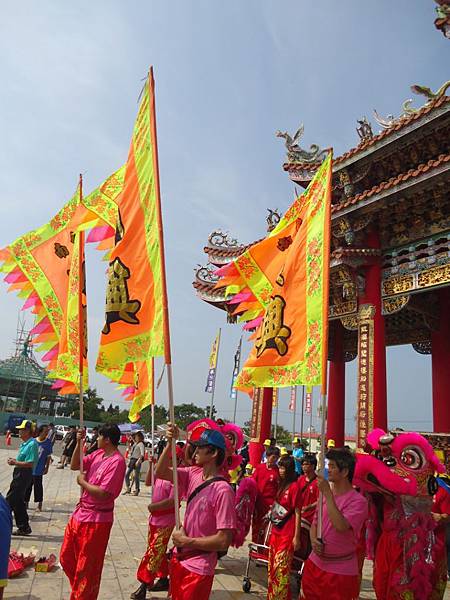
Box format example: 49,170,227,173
332,153,450,214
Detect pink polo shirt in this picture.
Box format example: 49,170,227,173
150,478,175,528
310,488,368,576
175,466,236,576
72,449,126,524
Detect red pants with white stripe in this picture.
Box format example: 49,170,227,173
60,517,112,600
136,523,173,585
300,559,360,600
169,556,214,600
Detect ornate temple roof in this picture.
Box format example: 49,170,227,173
332,152,450,215
282,88,450,183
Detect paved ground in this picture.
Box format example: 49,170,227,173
0,438,448,599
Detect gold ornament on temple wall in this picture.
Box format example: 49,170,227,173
382,274,415,296
382,295,410,315
418,265,450,289
358,304,376,320
340,315,358,330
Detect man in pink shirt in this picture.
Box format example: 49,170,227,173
60,424,126,600
156,424,236,600
301,448,368,600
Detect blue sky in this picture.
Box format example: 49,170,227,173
0,1,447,434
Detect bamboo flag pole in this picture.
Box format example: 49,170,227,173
78,174,85,467
232,336,242,422
300,385,305,441
148,67,180,529
317,149,333,541
209,328,221,419
150,358,155,493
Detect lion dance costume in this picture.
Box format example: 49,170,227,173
354,428,445,600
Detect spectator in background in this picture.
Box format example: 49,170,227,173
57,425,77,469
252,447,280,542
5,420,38,535
86,427,99,455
261,439,272,463
124,432,145,496
239,440,249,469
25,424,53,511
0,493,12,600
47,422,57,446
296,454,319,561
292,437,304,476
267,455,301,600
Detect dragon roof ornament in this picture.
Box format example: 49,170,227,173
373,81,450,130
194,263,220,285
276,124,328,164
207,230,242,250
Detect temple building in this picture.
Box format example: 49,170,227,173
193,82,450,458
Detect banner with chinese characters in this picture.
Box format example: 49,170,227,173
357,304,375,449
288,386,296,411
205,329,221,393
272,387,278,407
250,387,263,441
305,390,312,415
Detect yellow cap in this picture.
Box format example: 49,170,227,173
293,437,300,443
245,463,253,472
327,439,336,448
280,447,288,456
16,419,33,430
263,439,271,446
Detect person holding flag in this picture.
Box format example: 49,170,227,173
156,423,236,600
60,425,126,600
300,448,368,600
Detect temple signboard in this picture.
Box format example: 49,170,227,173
250,387,264,441
357,304,375,449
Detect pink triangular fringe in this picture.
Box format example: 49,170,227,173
243,316,263,330
86,225,115,243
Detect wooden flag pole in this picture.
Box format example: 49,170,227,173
78,174,85,466
150,359,155,493
232,336,242,423
317,149,333,541
148,67,180,529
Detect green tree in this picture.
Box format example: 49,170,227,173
174,403,208,430
71,387,105,421
139,404,168,432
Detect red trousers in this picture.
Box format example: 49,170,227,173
136,523,173,585
60,517,112,600
267,532,294,600
300,559,360,600
169,556,214,600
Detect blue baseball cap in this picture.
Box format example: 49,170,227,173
190,429,226,451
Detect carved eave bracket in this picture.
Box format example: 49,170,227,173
382,295,410,316
333,214,373,245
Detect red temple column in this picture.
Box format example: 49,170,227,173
327,322,345,447
432,287,450,433
359,231,388,431
248,387,273,466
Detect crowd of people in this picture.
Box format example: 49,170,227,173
1,416,449,600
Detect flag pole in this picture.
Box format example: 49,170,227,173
291,386,297,441
209,327,221,419
150,358,155,493
78,174,85,466
317,149,333,541
232,336,242,422
148,67,180,529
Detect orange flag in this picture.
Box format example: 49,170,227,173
234,153,332,392
96,70,165,401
